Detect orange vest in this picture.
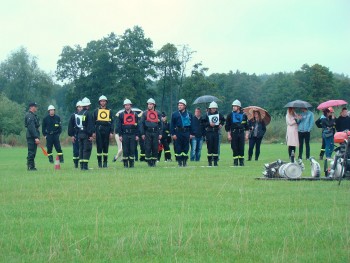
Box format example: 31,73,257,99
123,113,136,125
146,110,158,123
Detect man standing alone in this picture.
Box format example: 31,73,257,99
42,105,63,163
25,102,40,171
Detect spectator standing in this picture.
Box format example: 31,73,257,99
296,108,314,160
190,107,205,161
247,111,266,161
321,108,336,159
286,107,299,159
335,107,350,132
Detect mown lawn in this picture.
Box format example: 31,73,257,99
0,143,349,262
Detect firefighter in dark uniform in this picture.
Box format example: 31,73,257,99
140,98,162,167
25,102,40,171
225,99,249,166
116,99,139,168
68,100,83,168
137,110,145,162
203,101,225,166
158,112,172,161
76,97,95,170
42,105,63,163
93,95,114,168
171,99,193,167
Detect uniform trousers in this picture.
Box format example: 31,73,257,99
145,131,159,161
27,138,37,168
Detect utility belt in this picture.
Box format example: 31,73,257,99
97,123,111,129
176,127,190,132
96,125,110,133
123,127,137,134
206,127,219,132
46,131,59,135
231,128,244,134
146,127,159,133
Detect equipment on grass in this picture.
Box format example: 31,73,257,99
310,157,321,178
54,155,60,170
262,159,303,179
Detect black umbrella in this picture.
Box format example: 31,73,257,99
283,100,312,108
193,95,221,105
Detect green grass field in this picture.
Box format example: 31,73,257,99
0,143,349,262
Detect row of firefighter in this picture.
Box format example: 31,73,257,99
26,95,251,171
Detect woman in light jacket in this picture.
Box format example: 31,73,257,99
248,111,266,161
286,107,299,159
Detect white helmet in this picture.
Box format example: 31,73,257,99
99,95,107,101
76,100,83,107
123,99,132,105
81,97,91,106
147,98,156,104
232,99,241,107
178,99,187,106
209,101,218,109
47,105,55,111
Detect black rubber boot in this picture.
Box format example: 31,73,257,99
74,159,79,168
28,161,37,171
129,160,134,168
213,157,218,166
80,162,84,170
123,160,129,168
84,162,89,170
208,156,212,166
103,156,108,168
177,156,182,167
97,156,102,168
233,159,238,166
48,155,54,163
183,157,188,167
165,152,172,161
59,155,64,163
239,158,244,166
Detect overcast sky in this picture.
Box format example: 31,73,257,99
1,0,349,77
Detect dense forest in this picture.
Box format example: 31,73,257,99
0,25,349,141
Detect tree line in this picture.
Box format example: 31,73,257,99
0,25,349,140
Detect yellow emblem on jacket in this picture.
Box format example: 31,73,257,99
97,109,111,122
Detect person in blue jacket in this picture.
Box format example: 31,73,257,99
171,99,193,167
296,107,314,160
225,99,249,166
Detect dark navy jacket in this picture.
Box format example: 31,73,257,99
170,110,193,135
191,115,206,138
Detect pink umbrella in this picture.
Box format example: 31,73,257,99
317,100,347,110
